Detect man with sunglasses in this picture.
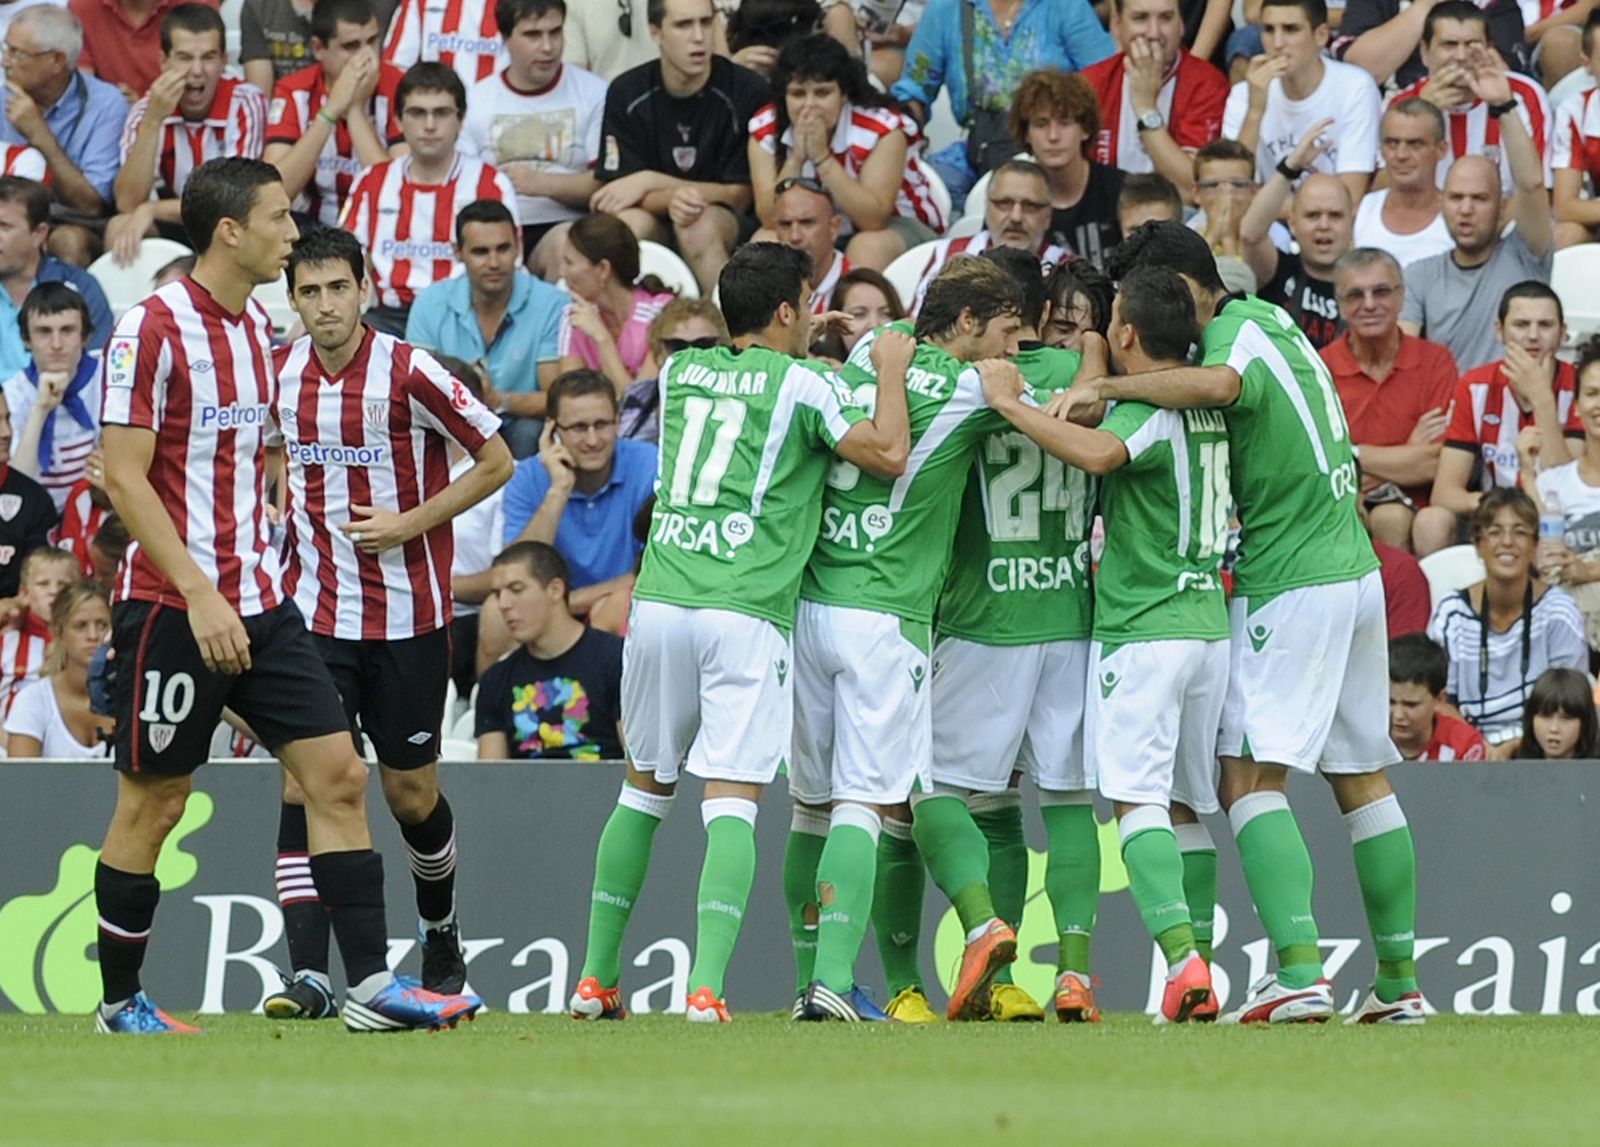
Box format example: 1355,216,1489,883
501,368,656,619
770,176,847,314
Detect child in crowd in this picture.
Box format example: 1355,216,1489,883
0,548,80,716
1388,633,1488,762
1518,668,1600,760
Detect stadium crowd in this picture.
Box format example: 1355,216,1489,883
0,0,1596,773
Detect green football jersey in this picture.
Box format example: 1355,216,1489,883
635,344,868,631
1094,402,1231,644
799,322,1005,628
1202,296,1378,597
936,344,1096,646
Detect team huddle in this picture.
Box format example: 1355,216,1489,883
87,156,1417,1035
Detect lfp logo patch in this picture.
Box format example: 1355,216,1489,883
106,339,138,389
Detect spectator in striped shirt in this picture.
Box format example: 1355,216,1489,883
51,445,109,577
0,545,77,717
340,61,518,335
749,33,940,271
6,283,99,511
107,5,267,265
384,0,506,90
1552,10,1600,248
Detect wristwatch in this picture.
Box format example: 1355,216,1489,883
1135,109,1164,133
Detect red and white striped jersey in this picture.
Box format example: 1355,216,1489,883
274,328,501,641
0,611,49,718
265,62,406,226
51,478,109,578
120,77,267,199
1080,49,1230,174
1388,71,1552,189
1552,85,1600,191
1418,712,1488,762
99,278,283,617
340,154,518,309
1517,0,1575,26
813,252,849,315
1443,359,1583,490
0,144,46,183
383,0,506,89
910,230,1068,313
749,102,946,233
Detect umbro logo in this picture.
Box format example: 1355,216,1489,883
191,360,213,374
406,730,433,745
1248,624,1272,654
1099,671,1120,699
379,206,400,216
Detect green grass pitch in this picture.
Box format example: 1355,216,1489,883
1,1013,1596,1146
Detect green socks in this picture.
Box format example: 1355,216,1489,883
1230,791,1323,989
580,784,673,986
970,792,1026,984
1119,808,1196,966
783,808,829,996
813,804,881,994
687,798,758,998
873,817,925,995
1040,799,1099,975
1346,795,1419,1003
1176,820,1218,963
912,793,996,932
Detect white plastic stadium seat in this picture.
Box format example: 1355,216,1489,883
922,163,952,236
638,240,699,298
1547,66,1596,115
448,706,476,743
1552,244,1600,352
219,0,244,63
883,239,939,315
439,738,478,762
253,273,298,338
1419,544,1487,610
89,237,194,321
946,215,983,239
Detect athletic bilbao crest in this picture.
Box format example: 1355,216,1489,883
672,147,697,172
365,401,388,431
148,723,176,753
0,495,20,522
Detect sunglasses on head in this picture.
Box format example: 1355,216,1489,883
618,0,633,37
775,176,831,199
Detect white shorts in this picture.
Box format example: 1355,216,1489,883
929,636,1092,793
1090,639,1227,815
1217,570,1401,775
621,600,792,786
790,601,933,805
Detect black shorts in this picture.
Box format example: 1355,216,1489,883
112,600,350,777
314,628,450,770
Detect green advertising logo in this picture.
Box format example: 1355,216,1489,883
0,793,214,1014
933,817,1127,1006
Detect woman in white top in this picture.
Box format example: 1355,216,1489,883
4,580,112,760
1426,488,1588,757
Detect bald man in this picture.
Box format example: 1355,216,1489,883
1399,60,1554,372
1238,121,1354,348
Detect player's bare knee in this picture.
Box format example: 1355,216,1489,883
114,774,192,844
624,760,675,796
1170,801,1199,825
1326,769,1393,814
379,762,439,823
704,779,761,803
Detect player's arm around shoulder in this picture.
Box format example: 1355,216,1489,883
830,327,913,479
977,358,1130,476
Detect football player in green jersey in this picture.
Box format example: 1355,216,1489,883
981,265,1229,1024
1064,222,1421,1026
788,257,1026,1023
569,243,914,1025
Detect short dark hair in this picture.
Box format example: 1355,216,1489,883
1578,332,1600,384
455,198,518,246
0,176,50,230
180,158,284,256
1194,138,1255,182
1117,265,1197,362
1499,280,1563,325
915,255,1024,342
311,0,379,45
492,540,571,596
1046,260,1113,339
19,281,91,345
1586,6,1600,54
980,247,1047,332
1387,97,1447,144
1389,633,1449,694
718,242,812,338
989,157,1050,195
160,2,224,53
1260,0,1329,27
494,0,565,39
1472,486,1537,539
1118,172,1184,220
547,368,618,421
829,267,906,320
397,60,467,116
286,225,365,291
1106,219,1225,295
1423,0,1487,45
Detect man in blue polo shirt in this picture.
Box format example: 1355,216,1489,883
0,177,112,380
500,368,654,617
406,199,573,459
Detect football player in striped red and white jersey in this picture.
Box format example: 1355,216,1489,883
340,62,518,335
92,158,483,1035
262,225,511,1014
106,6,267,266
264,0,406,228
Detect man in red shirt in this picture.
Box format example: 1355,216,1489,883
69,0,218,102
1389,633,1488,761
1080,0,1229,200
1428,281,1582,529
1320,246,1458,555
107,5,266,263
264,0,405,228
